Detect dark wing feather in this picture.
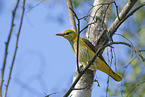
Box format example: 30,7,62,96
82,38,122,81
82,38,96,53
82,38,106,62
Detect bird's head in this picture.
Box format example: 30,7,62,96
56,30,77,41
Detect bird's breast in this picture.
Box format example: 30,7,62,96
72,41,94,66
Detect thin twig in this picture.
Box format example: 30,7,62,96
87,1,119,28
105,42,145,62
86,1,113,47
113,1,120,20
26,0,45,13
106,47,114,97
115,33,133,46
3,0,25,97
80,20,98,33
45,92,58,97
0,0,20,96
102,0,138,45
69,8,81,73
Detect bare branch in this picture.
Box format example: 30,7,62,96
26,0,45,13
97,2,145,50
69,8,81,73
3,0,26,97
0,0,20,96
45,92,58,97
114,33,133,46
108,0,137,35
109,2,145,36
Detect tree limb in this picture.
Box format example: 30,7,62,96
108,0,137,34
109,2,145,37
3,0,26,97
0,0,20,96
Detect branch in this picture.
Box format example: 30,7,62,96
99,2,145,48
114,33,133,46
45,92,58,97
66,0,77,32
26,0,45,13
108,0,137,34
3,0,26,97
0,0,20,96
80,20,98,33
63,41,145,97
69,8,81,73
109,2,145,36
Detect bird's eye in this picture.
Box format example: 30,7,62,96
64,32,71,35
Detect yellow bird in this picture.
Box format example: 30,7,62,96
56,30,122,82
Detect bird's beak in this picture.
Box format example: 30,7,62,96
56,33,64,36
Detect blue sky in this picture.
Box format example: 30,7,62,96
0,0,137,97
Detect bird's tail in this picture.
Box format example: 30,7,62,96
91,57,122,82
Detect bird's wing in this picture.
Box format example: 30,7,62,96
82,38,122,82
82,38,106,62
82,38,96,53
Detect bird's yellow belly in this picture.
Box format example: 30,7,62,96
73,43,97,70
